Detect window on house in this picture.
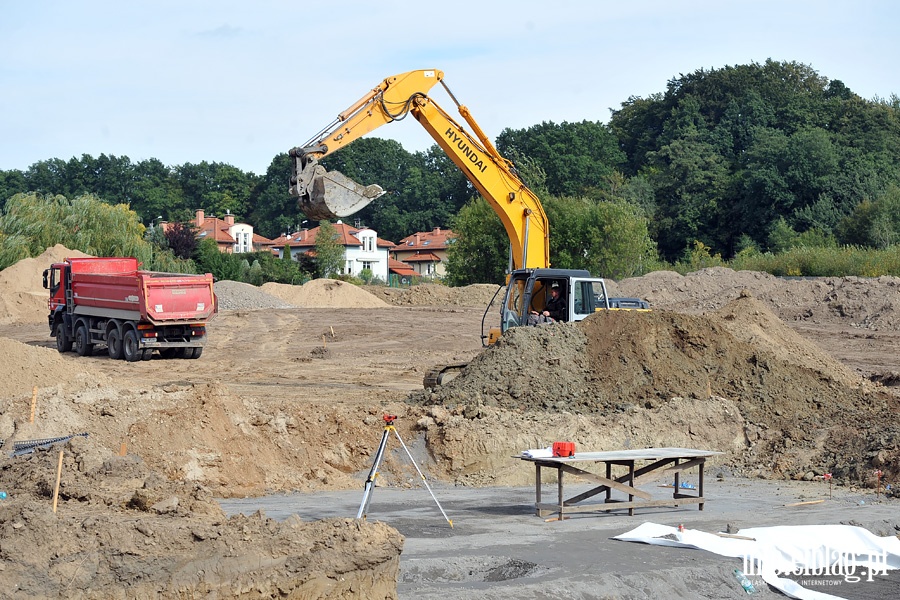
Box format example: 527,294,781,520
362,261,373,271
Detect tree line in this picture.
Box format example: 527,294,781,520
1,59,899,284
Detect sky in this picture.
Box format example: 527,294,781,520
2,0,898,176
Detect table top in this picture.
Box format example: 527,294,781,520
520,447,722,463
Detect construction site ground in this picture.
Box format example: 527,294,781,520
1,246,899,599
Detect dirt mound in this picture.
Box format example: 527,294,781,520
0,436,402,599
363,283,502,307
714,290,863,389
262,279,389,308
0,245,91,325
0,338,117,443
616,267,900,331
410,292,900,482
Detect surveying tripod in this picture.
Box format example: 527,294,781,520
357,415,453,527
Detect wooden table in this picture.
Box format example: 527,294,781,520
520,447,722,520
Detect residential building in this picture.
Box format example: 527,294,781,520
189,209,274,253
271,221,395,281
391,227,456,278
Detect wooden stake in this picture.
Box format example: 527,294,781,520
52,450,63,513
330,326,335,338
706,377,711,398
715,532,756,541
119,442,127,456
322,334,327,348
784,499,825,507
30,386,37,423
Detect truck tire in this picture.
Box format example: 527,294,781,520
56,330,73,353
107,328,124,360
141,349,153,361
123,330,142,362
74,324,93,356
189,347,203,359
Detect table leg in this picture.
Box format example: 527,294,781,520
673,457,680,502
535,464,542,516
605,462,612,504
558,465,564,520
628,460,635,516
699,459,705,511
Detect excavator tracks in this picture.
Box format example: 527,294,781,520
423,362,469,390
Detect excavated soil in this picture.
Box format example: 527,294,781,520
1,248,900,598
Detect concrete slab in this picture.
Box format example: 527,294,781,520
219,477,900,599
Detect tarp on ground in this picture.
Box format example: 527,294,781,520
614,522,900,600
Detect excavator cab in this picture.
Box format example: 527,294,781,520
488,269,632,340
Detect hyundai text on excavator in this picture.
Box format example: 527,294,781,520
289,69,648,386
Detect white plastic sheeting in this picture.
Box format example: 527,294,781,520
520,447,553,458
614,522,900,599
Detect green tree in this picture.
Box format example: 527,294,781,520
836,185,900,248
314,220,344,277
0,169,27,211
247,153,300,239
0,192,192,272
174,161,257,220
544,196,658,279
610,59,900,258
131,158,184,224
496,121,625,198
193,237,245,281
445,197,508,285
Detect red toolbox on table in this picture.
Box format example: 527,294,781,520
552,441,575,457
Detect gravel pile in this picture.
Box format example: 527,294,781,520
214,280,295,310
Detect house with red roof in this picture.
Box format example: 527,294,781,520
391,227,456,279
187,209,274,253
271,220,400,281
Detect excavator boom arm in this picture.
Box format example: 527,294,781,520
289,69,550,270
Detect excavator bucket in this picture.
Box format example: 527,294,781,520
298,169,385,221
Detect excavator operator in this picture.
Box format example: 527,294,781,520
543,281,566,322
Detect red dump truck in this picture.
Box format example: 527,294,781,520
43,257,217,361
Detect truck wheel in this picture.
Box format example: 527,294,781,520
56,330,73,353
123,330,142,362
107,329,124,360
189,347,203,359
74,325,93,356
141,349,153,361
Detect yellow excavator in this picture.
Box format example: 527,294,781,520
289,69,648,386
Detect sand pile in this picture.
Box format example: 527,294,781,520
616,267,900,331
0,337,117,446
363,283,502,307
0,245,91,325
0,337,112,401
0,436,403,599
262,279,389,308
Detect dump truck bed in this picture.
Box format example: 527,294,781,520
67,258,216,323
